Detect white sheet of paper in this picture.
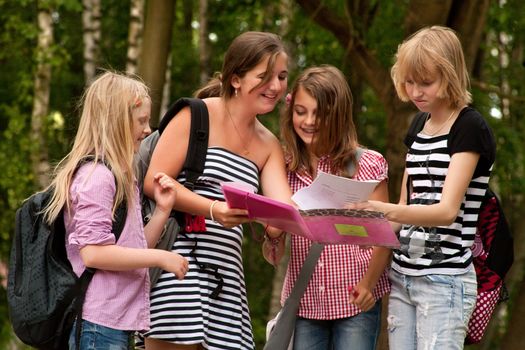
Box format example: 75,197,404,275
292,171,379,210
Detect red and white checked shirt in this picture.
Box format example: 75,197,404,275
281,149,391,319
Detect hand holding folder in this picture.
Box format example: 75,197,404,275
221,182,400,248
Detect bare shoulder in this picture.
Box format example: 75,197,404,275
201,97,223,119
255,121,280,146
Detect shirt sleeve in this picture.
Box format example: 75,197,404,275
356,149,388,182
68,163,117,248
449,107,496,176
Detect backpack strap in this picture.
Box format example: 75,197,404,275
405,111,428,146
158,98,209,191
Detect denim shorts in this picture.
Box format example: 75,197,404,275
387,266,477,350
293,300,382,350
69,319,133,350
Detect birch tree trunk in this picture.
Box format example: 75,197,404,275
31,5,53,189
160,54,172,119
82,0,101,83
126,0,145,75
198,0,210,85
137,0,176,126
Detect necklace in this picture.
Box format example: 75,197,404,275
225,103,253,155
425,109,456,136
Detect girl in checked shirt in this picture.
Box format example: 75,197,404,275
272,65,392,350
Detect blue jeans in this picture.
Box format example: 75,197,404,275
387,267,477,350
69,319,132,350
293,300,382,350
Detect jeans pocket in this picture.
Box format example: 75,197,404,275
462,279,478,324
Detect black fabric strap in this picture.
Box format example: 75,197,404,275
182,98,209,191
157,97,209,191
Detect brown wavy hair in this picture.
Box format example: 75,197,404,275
194,31,287,99
280,65,359,177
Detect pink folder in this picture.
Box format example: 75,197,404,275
221,183,400,248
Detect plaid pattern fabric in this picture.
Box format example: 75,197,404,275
281,149,391,319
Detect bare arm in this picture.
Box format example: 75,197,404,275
144,106,249,228
79,245,188,279
259,137,293,205
143,173,177,248
259,135,293,244
357,152,480,227
350,179,392,311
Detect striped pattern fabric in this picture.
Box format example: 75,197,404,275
282,149,391,319
144,147,258,349
393,126,492,276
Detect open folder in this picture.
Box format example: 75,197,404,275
221,182,400,248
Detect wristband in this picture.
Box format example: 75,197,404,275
209,200,219,222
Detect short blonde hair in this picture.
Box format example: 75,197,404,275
44,71,150,223
391,26,472,108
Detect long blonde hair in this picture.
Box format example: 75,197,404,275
43,71,150,223
281,65,359,176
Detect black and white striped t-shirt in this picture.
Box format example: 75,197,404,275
392,107,496,276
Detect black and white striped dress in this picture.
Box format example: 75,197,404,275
144,147,258,349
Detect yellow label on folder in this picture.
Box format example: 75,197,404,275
335,224,368,237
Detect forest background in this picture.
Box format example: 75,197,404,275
1,0,524,349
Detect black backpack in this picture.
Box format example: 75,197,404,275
7,161,127,350
135,97,209,286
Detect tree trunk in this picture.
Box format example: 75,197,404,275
198,0,210,85
138,0,176,126
31,5,53,189
82,0,101,83
500,278,525,349
268,238,291,320
160,53,172,119
126,0,145,75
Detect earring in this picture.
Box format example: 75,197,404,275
235,88,238,97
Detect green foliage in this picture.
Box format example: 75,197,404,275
243,225,275,349
2,0,525,347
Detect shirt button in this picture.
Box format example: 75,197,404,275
318,262,324,268
319,286,325,292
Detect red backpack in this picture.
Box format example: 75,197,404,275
466,188,513,344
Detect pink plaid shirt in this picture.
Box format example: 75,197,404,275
281,149,391,319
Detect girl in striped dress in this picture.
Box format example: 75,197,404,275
352,26,496,349
142,31,292,350
272,65,392,350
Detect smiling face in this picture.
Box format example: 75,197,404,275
131,97,152,153
292,86,318,151
233,52,288,115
